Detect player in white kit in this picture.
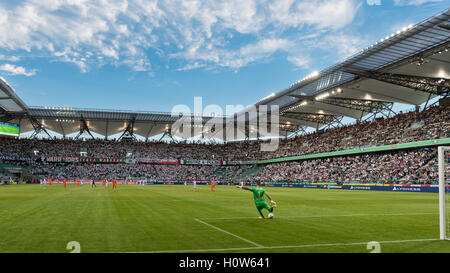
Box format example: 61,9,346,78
41,179,47,189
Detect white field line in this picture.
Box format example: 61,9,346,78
124,238,440,253
194,218,263,248
200,212,438,220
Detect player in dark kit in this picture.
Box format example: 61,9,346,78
237,181,277,219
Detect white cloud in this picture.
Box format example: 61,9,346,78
281,31,368,71
173,38,293,70
0,54,20,62
287,55,310,68
240,38,293,56
269,0,360,29
320,33,368,59
101,47,119,60
0,64,36,76
0,0,361,72
176,62,206,71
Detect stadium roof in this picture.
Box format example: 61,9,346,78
0,9,449,141
256,8,450,131
0,78,27,113
24,107,208,139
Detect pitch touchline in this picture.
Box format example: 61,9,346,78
194,218,264,248
123,238,439,253
200,212,438,220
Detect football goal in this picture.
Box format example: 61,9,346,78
439,146,450,240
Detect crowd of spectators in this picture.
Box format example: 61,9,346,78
0,103,448,184
26,148,441,184
251,148,438,184
0,104,448,162
265,104,449,159
29,162,255,181
0,138,262,161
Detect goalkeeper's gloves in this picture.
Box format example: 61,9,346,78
236,185,242,189
270,200,277,208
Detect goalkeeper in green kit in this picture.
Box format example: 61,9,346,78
237,181,277,219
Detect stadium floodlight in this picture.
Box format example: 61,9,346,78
438,146,450,240
259,92,276,102
364,94,373,100
315,92,330,101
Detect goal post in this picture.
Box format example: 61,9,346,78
439,146,450,240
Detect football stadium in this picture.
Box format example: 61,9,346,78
0,3,449,260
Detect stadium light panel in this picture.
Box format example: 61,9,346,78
315,92,330,101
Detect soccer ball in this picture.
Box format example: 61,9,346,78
268,213,274,219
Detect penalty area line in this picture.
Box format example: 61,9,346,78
194,218,263,248
200,212,438,220
124,238,440,253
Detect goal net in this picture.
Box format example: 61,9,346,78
439,146,450,240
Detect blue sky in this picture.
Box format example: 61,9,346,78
0,0,448,114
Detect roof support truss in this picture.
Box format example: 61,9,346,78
288,94,390,113
320,116,345,131
361,102,396,122
343,69,450,96
118,117,136,141
282,111,337,124
104,120,109,140
288,126,309,138
75,115,95,139
145,123,156,141
28,116,51,139
58,120,66,138
159,128,174,142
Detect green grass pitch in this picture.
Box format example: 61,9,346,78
0,184,449,253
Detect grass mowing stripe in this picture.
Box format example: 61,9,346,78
194,218,264,247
